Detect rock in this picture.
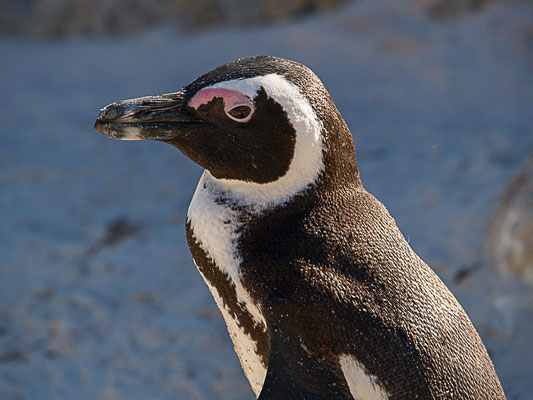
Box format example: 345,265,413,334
0,0,352,38
427,0,493,19
487,155,533,285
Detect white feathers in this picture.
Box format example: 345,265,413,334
188,172,267,396
196,264,267,396
339,354,389,400
188,172,265,324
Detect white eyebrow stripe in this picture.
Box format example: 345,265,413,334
202,73,324,207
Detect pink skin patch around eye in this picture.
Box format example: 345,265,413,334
189,87,255,122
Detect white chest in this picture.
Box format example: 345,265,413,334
187,171,268,396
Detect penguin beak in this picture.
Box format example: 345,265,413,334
94,90,204,141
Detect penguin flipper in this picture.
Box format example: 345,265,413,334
257,323,352,400
257,354,322,400
257,372,321,400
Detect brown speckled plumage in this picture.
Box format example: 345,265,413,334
95,56,506,400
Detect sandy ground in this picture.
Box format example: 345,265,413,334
1,0,532,399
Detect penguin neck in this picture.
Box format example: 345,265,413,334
200,168,317,211
200,146,361,213
320,114,363,192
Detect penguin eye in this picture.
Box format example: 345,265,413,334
226,105,252,122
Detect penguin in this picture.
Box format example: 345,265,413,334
94,56,506,399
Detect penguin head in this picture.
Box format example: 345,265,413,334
95,56,360,203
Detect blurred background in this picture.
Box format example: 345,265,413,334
1,0,532,399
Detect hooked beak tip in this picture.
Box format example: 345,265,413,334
94,90,203,142
94,118,143,141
